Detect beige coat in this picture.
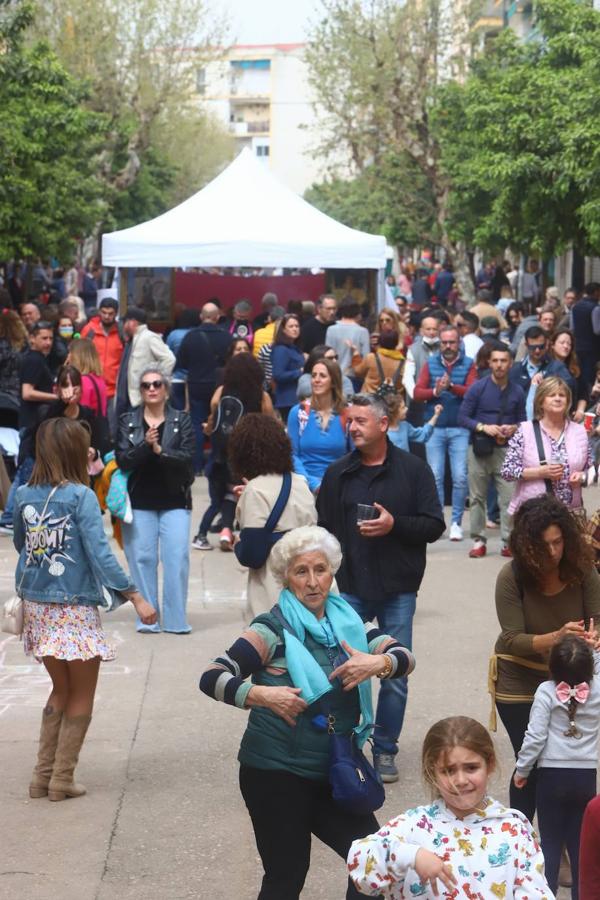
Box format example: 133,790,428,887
127,324,175,407
236,473,317,619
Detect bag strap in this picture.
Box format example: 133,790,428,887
89,374,102,413
374,352,385,383
532,419,553,493
391,360,403,389
264,472,292,533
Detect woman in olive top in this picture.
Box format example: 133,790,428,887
490,494,600,823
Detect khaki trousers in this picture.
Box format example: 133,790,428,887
468,445,513,543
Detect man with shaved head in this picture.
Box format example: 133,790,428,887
176,302,232,474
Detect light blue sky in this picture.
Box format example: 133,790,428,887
217,0,325,45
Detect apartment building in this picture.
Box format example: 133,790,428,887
197,43,324,194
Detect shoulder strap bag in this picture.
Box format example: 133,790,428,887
532,419,554,493
234,473,292,569
270,603,385,816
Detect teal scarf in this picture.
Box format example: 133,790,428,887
278,588,374,745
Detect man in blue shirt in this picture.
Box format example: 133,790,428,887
509,325,571,420
459,343,526,558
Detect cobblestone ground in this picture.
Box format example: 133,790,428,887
1,478,587,898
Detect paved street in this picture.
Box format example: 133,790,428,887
0,479,583,900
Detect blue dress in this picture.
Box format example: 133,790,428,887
288,404,349,492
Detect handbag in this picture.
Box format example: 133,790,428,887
472,384,511,458
2,485,59,636
1,594,24,635
234,473,292,569
270,603,385,815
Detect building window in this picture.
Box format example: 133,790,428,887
196,68,206,94
256,145,270,157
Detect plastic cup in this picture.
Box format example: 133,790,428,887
357,504,378,524
585,411,595,433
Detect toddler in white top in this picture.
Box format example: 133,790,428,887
348,715,553,898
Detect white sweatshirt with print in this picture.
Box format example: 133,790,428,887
347,797,553,899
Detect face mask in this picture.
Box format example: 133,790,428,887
422,335,439,346
59,326,73,339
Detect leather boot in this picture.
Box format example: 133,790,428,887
29,707,63,798
47,714,91,801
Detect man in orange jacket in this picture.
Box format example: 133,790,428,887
80,297,124,433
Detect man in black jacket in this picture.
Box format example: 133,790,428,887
316,394,445,782
176,302,231,474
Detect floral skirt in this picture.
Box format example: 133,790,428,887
23,600,116,662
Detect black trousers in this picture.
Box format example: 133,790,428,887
496,701,537,822
536,767,596,899
239,765,381,900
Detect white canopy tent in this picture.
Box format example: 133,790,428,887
102,148,387,271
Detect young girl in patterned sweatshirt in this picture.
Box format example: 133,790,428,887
348,716,553,898
514,634,600,899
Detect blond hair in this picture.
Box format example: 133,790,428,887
533,375,571,421
68,337,103,376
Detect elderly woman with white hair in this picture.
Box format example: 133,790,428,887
116,366,195,633
200,525,415,900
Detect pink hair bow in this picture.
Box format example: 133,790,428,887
556,681,590,704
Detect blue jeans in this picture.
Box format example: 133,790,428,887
122,508,192,633
341,591,416,757
425,427,469,525
0,455,34,526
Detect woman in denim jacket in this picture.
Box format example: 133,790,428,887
14,417,155,802
116,367,195,633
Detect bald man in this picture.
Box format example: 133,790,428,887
176,303,232,474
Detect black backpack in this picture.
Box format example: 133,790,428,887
211,394,244,461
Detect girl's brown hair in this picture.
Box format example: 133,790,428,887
30,418,90,487
68,337,102,376
311,357,345,414
422,716,496,796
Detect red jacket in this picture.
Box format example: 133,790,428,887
80,318,124,398
580,795,600,899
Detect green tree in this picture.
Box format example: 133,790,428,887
33,0,233,210
436,0,600,260
0,0,105,260
305,0,482,295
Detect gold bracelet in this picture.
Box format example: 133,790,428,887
376,654,393,679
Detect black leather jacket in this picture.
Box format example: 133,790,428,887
115,404,195,503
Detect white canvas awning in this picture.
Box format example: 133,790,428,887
102,148,386,270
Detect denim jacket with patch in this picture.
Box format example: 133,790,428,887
14,482,135,605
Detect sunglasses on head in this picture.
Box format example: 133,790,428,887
325,353,338,360
141,380,163,390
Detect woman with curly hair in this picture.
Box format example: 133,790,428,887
228,413,316,618
489,493,600,823
193,354,275,552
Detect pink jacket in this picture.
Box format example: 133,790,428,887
507,419,589,514
81,373,108,416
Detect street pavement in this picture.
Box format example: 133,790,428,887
1,478,586,899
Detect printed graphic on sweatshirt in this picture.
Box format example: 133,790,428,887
22,504,75,576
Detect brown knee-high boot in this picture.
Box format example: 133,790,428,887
47,714,91,802
29,707,63,798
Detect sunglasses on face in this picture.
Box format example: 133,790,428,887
527,344,546,352
141,380,163,390
324,353,338,360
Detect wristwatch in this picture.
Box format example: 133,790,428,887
476,422,485,433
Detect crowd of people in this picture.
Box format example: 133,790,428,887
5,257,600,898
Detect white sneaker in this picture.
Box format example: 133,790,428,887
449,523,463,541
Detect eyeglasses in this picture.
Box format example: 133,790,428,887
141,380,164,390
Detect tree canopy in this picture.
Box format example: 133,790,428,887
0,0,105,260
